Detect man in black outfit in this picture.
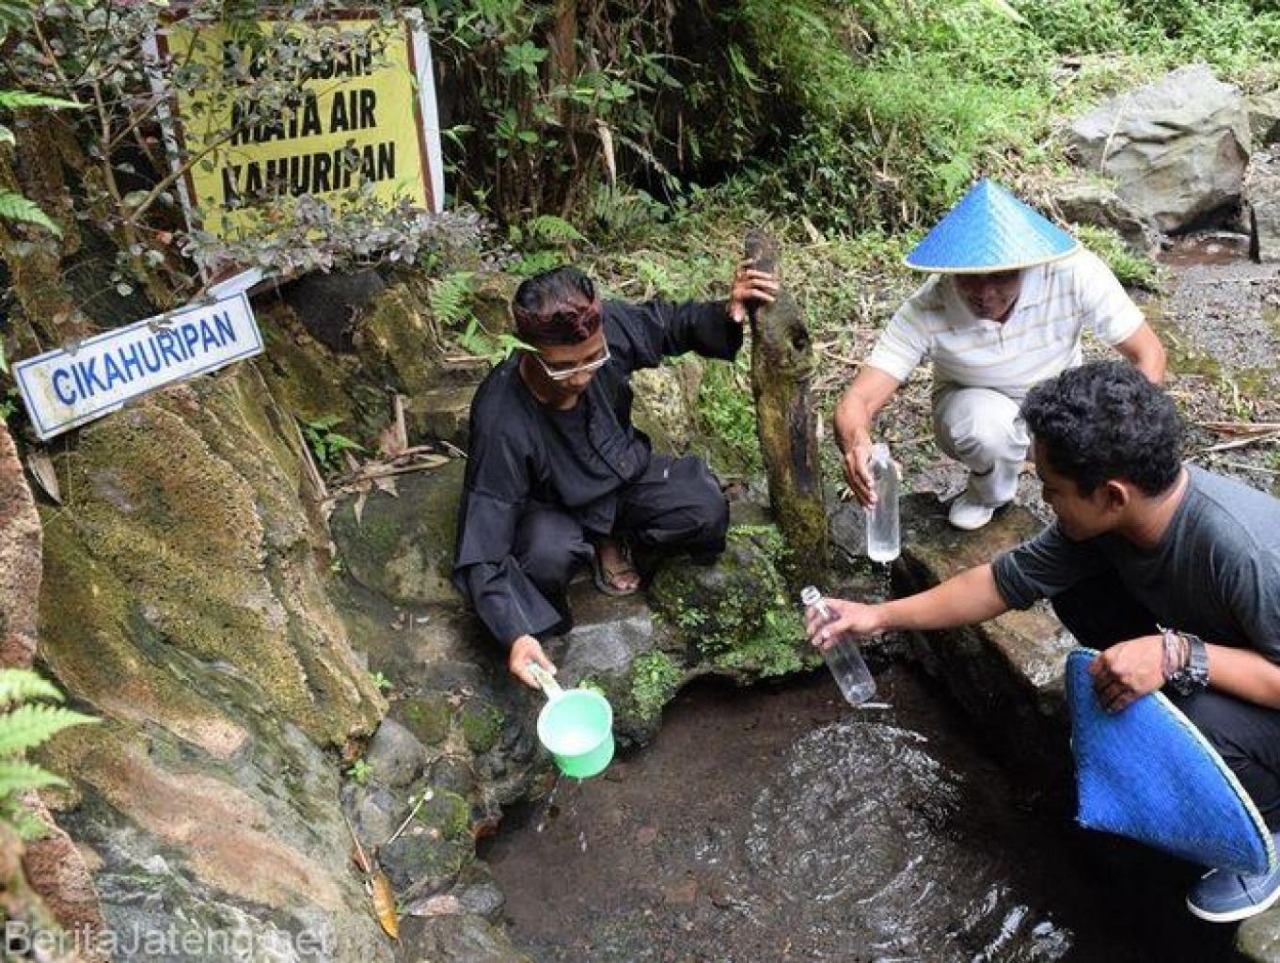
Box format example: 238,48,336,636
454,262,777,688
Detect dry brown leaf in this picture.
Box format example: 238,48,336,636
376,424,404,459
369,867,400,940
417,453,451,470
352,488,369,525
595,119,617,189
293,420,329,501
373,475,398,497
376,394,409,458
25,450,61,504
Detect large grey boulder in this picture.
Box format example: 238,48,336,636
1245,147,1280,263
1246,88,1280,148
1053,177,1161,256
1069,65,1251,234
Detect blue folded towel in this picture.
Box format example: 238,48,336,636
1066,647,1275,874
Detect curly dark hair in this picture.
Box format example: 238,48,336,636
511,266,602,345
1021,361,1183,496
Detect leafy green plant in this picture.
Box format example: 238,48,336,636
424,1,689,220
0,669,97,839
1076,224,1162,291
368,670,392,693
429,271,477,329
430,270,532,364
629,651,682,721
516,215,586,251
698,357,762,476
346,757,372,785
0,90,82,236
300,416,364,472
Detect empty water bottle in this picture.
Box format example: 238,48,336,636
867,443,900,562
800,585,877,706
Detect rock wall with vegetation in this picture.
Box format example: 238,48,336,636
2,0,1279,957
34,366,392,957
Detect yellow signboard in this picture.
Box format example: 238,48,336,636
155,14,443,242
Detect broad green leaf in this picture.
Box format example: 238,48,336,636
0,90,83,111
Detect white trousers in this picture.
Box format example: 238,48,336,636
931,386,1030,506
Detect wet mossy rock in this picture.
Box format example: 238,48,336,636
353,272,515,443
397,695,455,747
352,276,445,401
254,300,360,426
39,372,383,749
630,363,704,455
33,367,392,956
379,789,474,891
461,701,505,755
398,912,530,962
648,525,815,682
330,458,466,606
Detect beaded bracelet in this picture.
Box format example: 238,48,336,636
1158,624,1188,681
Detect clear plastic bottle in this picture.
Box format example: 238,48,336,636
867,442,900,563
800,585,877,706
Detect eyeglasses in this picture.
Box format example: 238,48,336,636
534,343,611,381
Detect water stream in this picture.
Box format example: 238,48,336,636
484,664,1241,962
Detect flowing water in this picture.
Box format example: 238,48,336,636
484,665,1241,962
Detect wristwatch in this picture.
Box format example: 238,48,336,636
1168,631,1210,696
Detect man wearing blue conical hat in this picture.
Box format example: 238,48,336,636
835,179,1166,530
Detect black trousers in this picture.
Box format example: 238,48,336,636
512,454,728,621
1053,576,1280,831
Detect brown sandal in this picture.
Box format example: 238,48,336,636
592,541,640,597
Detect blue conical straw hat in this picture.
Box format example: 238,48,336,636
905,179,1079,273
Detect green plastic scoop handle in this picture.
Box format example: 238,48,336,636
526,661,563,700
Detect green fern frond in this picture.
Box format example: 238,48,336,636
0,0,33,36
525,215,585,248
429,271,476,329
0,759,67,797
0,669,63,707
0,91,83,111
0,190,61,237
0,704,98,756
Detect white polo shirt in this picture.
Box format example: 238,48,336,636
867,249,1145,400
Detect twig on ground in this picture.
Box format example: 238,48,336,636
1199,431,1280,454
1215,459,1280,477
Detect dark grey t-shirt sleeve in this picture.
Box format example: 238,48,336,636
992,524,1110,610
1221,549,1280,664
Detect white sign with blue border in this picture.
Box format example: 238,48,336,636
15,292,264,441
